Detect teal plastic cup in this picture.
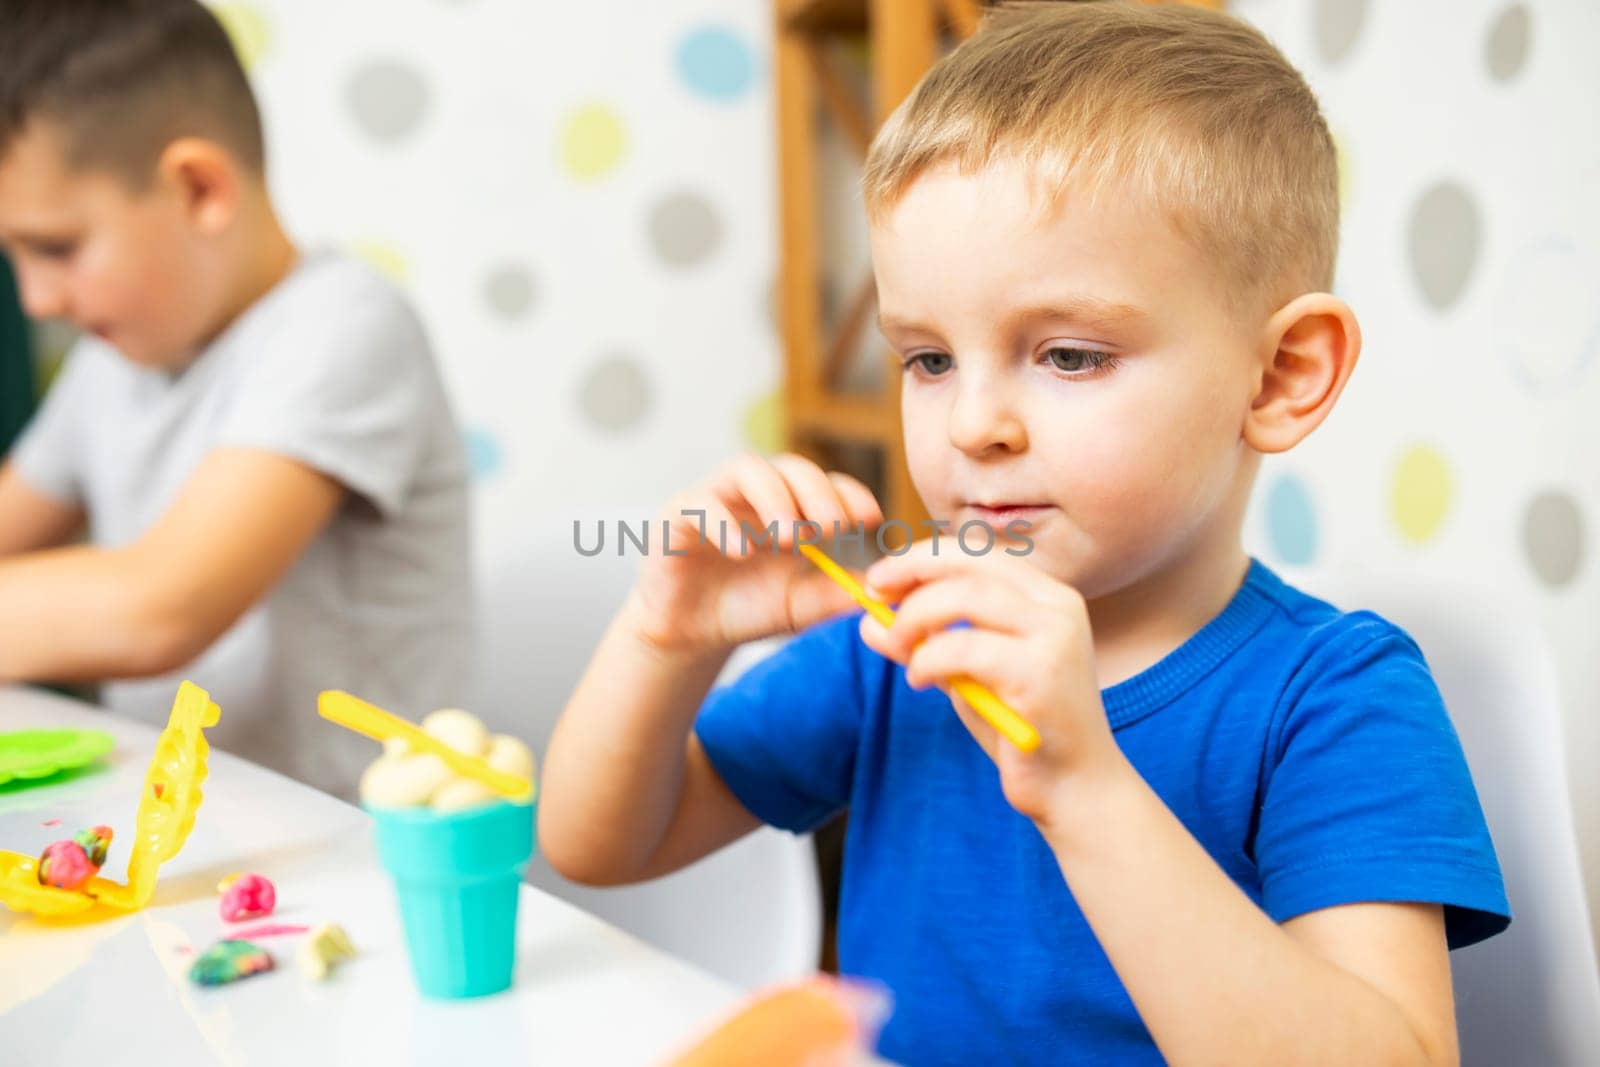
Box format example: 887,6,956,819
368,798,536,999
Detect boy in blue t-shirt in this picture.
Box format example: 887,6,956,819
541,4,1508,1063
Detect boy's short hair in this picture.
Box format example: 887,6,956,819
0,0,263,182
863,0,1339,309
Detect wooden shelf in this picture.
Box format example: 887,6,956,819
774,0,956,532
783,0,868,35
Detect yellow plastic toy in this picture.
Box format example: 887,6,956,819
0,680,221,918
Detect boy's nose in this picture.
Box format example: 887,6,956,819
947,382,1027,456
16,269,69,320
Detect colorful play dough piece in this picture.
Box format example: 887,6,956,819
225,922,309,939
188,939,274,986
298,923,358,981
36,825,113,890
219,873,276,922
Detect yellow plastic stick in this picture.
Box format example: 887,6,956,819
797,543,1042,753
317,691,533,802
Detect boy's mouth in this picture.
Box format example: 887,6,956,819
962,503,1053,528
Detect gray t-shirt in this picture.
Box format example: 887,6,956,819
11,252,473,798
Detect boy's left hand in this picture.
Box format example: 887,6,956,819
858,540,1127,828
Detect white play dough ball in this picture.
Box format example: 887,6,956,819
484,735,536,781
420,708,490,756
431,778,499,813
360,753,454,807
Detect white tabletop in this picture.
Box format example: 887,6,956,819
0,685,741,1066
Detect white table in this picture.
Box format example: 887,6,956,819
0,686,741,1065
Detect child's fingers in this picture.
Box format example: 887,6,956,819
769,453,851,538
662,485,750,558
826,471,886,531
711,454,802,545
788,569,871,631
677,496,753,559
706,452,884,552
879,576,1037,658
900,626,1016,696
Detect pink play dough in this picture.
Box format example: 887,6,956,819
219,873,276,922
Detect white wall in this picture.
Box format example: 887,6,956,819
231,0,781,537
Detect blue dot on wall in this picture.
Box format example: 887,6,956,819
1266,473,1319,565
676,25,754,101
464,428,502,480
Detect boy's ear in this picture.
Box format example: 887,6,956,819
1243,292,1362,454
155,137,240,237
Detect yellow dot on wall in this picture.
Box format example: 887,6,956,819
741,389,785,455
559,104,627,181
1390,444,1452,544
210,3,272,71
350,240,409,284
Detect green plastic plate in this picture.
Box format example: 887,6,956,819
0,728,115,786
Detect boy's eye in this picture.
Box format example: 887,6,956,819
30,240,77,261
903,351,953,376
1044,346,1114,374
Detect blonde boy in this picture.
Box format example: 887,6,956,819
541,4,1508,1063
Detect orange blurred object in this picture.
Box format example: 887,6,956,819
668,975,891,1067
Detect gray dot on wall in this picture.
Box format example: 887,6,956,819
1408,181,1482,312
484,265,537,319
1313,0,1369,66
347,60,430,143
648,192,723,267
579,355,652,433
1523,490,1585,588
1486,5,1532,83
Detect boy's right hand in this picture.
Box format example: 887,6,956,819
625,452,885,656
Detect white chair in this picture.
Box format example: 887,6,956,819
471,513,821,990
1283,563,1600,1065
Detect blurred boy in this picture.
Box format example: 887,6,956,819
0,0,472,797
541,4,1509,1063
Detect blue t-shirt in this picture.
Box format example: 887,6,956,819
694,557,1510,1066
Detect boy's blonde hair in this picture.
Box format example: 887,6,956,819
863,1,1339,309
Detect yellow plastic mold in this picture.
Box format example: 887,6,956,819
0,680,221,918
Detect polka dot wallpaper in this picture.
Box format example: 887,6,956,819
212,1,1598,929
219,0,777,560
1236,0,1600,929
